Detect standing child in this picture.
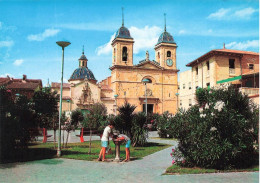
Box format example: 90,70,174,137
97,121,114,161
116,134,131,162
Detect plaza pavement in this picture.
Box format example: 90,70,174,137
0,131,258,183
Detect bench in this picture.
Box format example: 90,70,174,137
28,128,52,143
76,128,100,142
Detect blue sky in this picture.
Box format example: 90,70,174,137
0,0,259,86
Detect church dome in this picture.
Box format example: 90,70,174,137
157,31,175,44
79,54,87,60
70,67,96,81
115,26,132,39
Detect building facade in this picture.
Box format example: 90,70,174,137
178,47,259,108
52,18,179,115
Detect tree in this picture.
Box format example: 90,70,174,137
84,103,107,153
32,87,59,128
131,112,149,147
114,102,136,139
32,87,59,147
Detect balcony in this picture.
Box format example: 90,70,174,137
229,68,235,75
239,87,259,96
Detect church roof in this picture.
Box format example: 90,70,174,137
157,31,175,45
135,60,164,70
69,67,96,81
115,26,132,39
79,54,87,60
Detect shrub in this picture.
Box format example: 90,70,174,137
157,111,172,138
168,86,259,169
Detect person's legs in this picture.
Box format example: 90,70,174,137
124,140,131,162
101,141,108,161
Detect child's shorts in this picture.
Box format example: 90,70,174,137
101,141,108,148
125,140,131,148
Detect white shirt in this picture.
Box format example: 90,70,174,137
118,134,130,141
101,126,111,141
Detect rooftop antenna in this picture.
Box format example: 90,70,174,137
82,45,84,54
164,13,167,32
122,7,124,27
223,43,225,49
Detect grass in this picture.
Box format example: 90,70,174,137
1,140,171,163
165,164,259,175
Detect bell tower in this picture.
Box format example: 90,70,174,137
79,45,88,68
111,8,134,66
154,14,177,69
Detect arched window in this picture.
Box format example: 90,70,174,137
122,47,127,62
158,52,160,60
167,51,171,57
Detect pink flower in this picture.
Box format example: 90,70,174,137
182,160,185,164
172,160,175,164
172,149,175,152
170,153,172,156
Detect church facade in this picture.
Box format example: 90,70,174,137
52,19,179,115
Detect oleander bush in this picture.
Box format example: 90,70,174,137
168,86,259,169
157,111,173,138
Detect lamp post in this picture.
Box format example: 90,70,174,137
56,41,70,157
114,94,118,115
142,78,150,116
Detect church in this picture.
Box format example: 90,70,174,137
51,16,179,115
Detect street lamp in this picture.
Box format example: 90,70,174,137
114,94,118,115
56,41,71,157
142,78,150,116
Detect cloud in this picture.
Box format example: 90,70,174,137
208,7,258,20
130,26,162,54
178,30,186,35
96,33,115,56
0,73,15,78
225,40,259,50
207,8,230,19
234,7,258,19
13,59,24,66
0,40,14,48
96,26,162,55
27,29,60,41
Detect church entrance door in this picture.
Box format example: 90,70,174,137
143,104,154,114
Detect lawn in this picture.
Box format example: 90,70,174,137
165,164,259,175
18,140,171,162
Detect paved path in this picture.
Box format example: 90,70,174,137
0,132,259,183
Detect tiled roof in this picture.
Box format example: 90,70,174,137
69,67,96,81
135,60,164,69
51,82,70,88
0,76,42,90
6,82,40,90
0,78,10,85
214,49,259,56
101,85,112,91
187,49,259,67
156,31,175,45
115,26,132,39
